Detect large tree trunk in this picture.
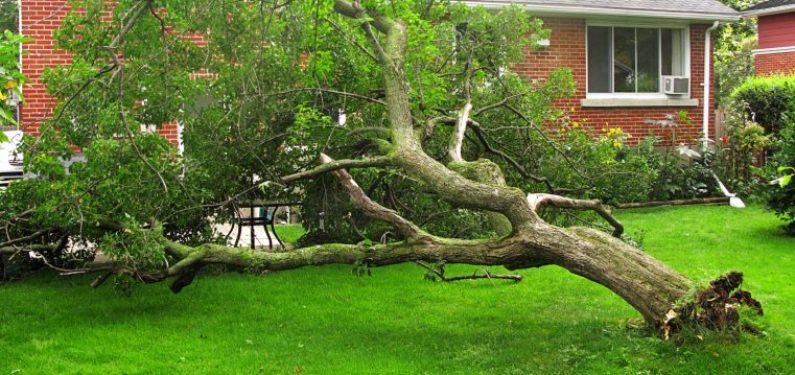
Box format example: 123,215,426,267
542,226,690,324
159,221,689,325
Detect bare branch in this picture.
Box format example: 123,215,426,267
320,153,422,238
472,93,524,117
282,155,394,183
448,102,472,162
261,87,387,106
324,17,378,62
527,194,624,237
415,261,523,282
504,104,589,181
467,123,559,193
0,230,47,248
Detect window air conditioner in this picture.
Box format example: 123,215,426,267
662,76,690,95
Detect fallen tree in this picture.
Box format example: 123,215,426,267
0,0,761,334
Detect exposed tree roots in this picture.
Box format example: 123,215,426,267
663,272,764,339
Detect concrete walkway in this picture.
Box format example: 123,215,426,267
214,222,283,249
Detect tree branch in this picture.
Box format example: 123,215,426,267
157,234,547,283
504,104,589,181
319,153,422,238
448,102,472,162
324,17,378,62
0,230,48,248
472,93,524,117
527,194,624,237
261,87,387,106
281,155,394,183
333,0,395,63
467,123,558,193
415,261,523,283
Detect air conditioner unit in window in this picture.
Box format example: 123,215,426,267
662,76,690,95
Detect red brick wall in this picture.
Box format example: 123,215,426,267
20,1,71,138
513,18,714,144
20,0,180,144
22,6,716,146
755,51,795,76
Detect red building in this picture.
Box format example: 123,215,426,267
19,1,180,143
17,0,740,147
746,0,795,75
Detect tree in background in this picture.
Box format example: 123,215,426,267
714,0,763,107
0,0,17,34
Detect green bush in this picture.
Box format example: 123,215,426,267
762,122,795,234
732,75,795,134
548,124,717,205
713,99,772,194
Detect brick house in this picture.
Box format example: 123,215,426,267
468,0,740,144
744,0,795,75
14,0,739,154
18,0,181,145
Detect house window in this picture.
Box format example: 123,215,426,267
587,26,687,94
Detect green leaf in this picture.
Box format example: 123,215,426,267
0,108,17,126
780,175,792,188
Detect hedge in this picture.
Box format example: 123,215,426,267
732,74,795,134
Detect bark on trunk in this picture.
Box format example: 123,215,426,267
449,159,513,236
161,222,689,325
542,226,691,324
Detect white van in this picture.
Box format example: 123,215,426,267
0,129,23,188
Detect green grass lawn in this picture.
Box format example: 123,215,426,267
274,224,305,245
1,206,794,374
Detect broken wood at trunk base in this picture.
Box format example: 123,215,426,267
662,272,764,340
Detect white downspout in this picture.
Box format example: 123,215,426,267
17,0,22,124
702,21,720,152
701,21,745,208
17,0,22,72
702,21,744,208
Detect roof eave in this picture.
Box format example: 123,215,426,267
461,2,741,22
743,4,795,17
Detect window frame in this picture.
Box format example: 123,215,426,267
585,21,691,100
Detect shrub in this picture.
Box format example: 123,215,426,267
732,75,795,134
762,122,795,234
549,123,717,205
714,100,772,193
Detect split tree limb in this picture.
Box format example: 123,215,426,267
527,194,624,237
319,153,422,238
448,102,472,162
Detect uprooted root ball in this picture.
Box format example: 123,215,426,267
663,272,763,339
